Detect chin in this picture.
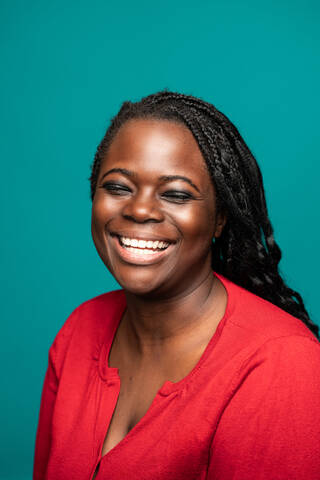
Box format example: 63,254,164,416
119,280,162,298
112,267,167,297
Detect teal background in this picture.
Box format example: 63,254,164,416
1,0,319,478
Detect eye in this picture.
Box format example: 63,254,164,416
162,190,193,203
100,182,131,195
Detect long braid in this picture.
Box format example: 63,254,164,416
88,89,319,339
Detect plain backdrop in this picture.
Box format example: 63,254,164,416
1,1,319,478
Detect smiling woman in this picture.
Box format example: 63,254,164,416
91,118,226,297
33,90,320,480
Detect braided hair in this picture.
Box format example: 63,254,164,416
89,89,319,340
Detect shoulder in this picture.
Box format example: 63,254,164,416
55,288,125,336
218,273,318,343
239,334,320,378
71,288,126,323
49,289,126,364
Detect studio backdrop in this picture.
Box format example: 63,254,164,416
0,1,319,479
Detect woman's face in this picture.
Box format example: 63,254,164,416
91,118,226,298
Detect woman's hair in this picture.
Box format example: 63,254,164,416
89,89,319,339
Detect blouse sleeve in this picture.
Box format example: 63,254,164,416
32,306,80,480
32,344,59,480
207,335,320,480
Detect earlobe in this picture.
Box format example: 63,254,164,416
215,212,228,239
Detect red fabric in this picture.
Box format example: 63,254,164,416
33,272,320,480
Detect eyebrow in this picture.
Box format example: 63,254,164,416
100,168,200,193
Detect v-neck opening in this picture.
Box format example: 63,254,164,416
98,385,172,464
98,270,234,394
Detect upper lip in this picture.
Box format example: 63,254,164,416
110,231,176,244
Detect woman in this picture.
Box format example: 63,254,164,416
33,90,320,480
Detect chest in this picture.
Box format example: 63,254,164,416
100,374,164,457
100,337,214,458
99,328,223,459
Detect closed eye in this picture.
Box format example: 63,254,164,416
101,182,131,195
100,183,193,203
161,191,193,203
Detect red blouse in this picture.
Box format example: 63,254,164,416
33,271,320,480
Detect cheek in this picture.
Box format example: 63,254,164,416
91,200,115,271
91,199,112,250
91,196,117,228
174,204,215,242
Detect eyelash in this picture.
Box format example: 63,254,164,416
101,182,193,202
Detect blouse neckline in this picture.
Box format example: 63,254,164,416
98,270,234,396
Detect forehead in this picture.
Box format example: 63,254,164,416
101,118,211,184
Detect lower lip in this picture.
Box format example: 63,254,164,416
109,234,175,265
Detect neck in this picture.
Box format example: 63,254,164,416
122,269,219,356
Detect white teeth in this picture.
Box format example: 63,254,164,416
125,247,159,255
119,236,170,250
138,240,146,248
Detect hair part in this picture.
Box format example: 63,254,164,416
89,89,319,340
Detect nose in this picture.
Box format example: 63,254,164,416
121,189,164,223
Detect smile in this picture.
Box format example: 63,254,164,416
109,233,175,265
119,236,170,250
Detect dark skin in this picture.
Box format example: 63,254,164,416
91,118,228,458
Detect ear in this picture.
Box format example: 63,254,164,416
214,210,228,239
